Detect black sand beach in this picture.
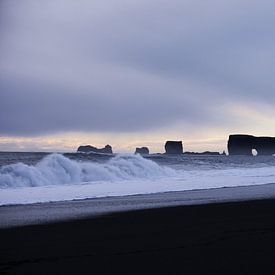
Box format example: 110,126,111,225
1,198,275,274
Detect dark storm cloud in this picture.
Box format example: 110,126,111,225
1,0,275,135
0,74,222,135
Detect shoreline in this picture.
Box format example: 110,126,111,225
1,198,275,274
2,182,275,228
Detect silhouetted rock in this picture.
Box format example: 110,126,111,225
228,135,275,156
228,135,255,155
165,141,183,154
77,144,113,154
184,151,221,155
135,147,149,155
256,137,275,155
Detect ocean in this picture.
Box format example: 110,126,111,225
1,152,275,205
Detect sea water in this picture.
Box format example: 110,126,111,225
1,152,275,205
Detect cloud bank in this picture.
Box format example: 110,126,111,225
1,0,275,137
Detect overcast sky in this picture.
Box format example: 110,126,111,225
1,0,275,152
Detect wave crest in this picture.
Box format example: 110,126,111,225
0,154,175,188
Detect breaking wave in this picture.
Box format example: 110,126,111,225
0,154,175,188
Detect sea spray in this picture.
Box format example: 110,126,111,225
0,154,175,188
1,153,275,205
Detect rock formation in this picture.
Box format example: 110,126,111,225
77,144,113,154
228,135,255,155
228,135,275,156
165,141,183,154
256,137,275,155
184,151,221,156
135,147,149,155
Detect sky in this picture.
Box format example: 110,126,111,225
1,0,275,153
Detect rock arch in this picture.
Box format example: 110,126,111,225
228,135,275,156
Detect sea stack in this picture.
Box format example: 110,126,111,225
165,141,183,154
135,147,149,155
228,135,275,156
77,144,113,154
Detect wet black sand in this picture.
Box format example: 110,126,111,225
1,199,275,274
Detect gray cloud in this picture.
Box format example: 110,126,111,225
1,0,275,136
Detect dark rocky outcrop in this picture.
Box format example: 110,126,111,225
228,135,255,155
135,147,149,155
256,137,275,155
77,144,113,154
228,135,275,156
165,141,183,154
184,151,221,156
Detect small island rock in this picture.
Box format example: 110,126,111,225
135,147,149,155
77,144,113,154
165,141,183,154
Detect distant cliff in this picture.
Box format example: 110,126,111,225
77,145,113,154
135,147,149,155
228,135,275,156
165,141,183,154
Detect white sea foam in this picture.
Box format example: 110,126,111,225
1,154,275,205
0,154,174,188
